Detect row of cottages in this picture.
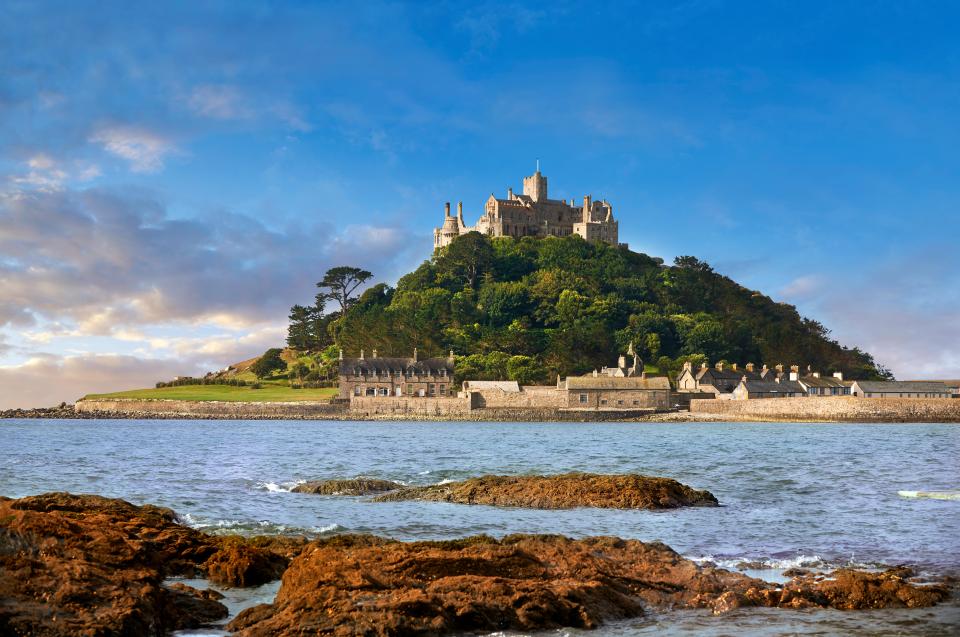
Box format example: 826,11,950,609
677,361,851,400
561,350,671,410
337,349,455,399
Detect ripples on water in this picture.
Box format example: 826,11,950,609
2,419,958,635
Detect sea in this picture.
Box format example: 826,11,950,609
2,419,958,635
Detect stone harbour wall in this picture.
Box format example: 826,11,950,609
349,395,477,417
75,399,346,419
468,386,566,409
689,396,960,422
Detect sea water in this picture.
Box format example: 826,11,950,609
2,419,958,635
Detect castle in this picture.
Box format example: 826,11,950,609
434,167,620,249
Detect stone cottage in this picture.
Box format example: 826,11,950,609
338,349,455,399
849,380,952,399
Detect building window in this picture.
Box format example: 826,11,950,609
353,386,361,396
579,393,588,404
600,399,608,406
632,400,639,406
428,384,436,396
617,400,623,406
439,384,445,395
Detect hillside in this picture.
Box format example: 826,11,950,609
294,232,888,384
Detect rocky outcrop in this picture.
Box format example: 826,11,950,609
292,478,403,496
228,534,950,636
0,493,300,635
372,473,719,509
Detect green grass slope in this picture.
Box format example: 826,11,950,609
83,384,338,403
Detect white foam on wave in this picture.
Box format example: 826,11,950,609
179,512,344,537
689,554,826,571
253,479,305,493
898,490,960,501
435,478,457,485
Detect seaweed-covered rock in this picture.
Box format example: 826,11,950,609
372,473,719,509
228,534,950,636
292,478,403,496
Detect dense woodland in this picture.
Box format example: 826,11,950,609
286,232,890,384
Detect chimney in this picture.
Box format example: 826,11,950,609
789,365,799,381
457,201,463,218
683,361,692,371
593,369,598,377
745,362,755,372
338,348,343,361
372,349,378,358
812,371,820,378
444,202,451,217
448,349,455,362
731,363,738,371
583,195,592,212
507,187,513,199
412,347,418,362
360,349,365,360
618,355,627,369
715,361,724,371
775,364,784,373
762,364,769,372
833,371,844,381
701,362,708,370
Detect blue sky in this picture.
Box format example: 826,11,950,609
1,1,958,407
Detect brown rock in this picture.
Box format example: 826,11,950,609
372,473,719,509
0,492,227,635
292,478,403,495
0,493,298,635
228,534,950,637
205,537,290,587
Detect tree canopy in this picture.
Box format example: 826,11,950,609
286,235,891,383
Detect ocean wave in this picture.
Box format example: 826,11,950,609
689,554,826,571
178,512,344,537
252,479,305,493
898,490,960,501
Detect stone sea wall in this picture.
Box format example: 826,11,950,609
75,399,346,419
348,395,477,417
690,396,960,422
468,385,566,409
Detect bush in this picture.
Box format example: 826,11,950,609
250,382,263,389
251,348,286,379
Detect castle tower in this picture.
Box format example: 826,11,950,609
522,167,548,202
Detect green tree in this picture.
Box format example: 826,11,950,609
317,266,373,312
506,355,548,385
251,348,286,379
434,231,494,289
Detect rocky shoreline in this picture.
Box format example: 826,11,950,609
0,492,952,636
5,403,959,423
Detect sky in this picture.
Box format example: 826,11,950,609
1,0,959,408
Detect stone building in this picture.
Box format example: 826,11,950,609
434,167,619,249
849,380,952,399
676,361,762,395
798,371,851,396
338,349,455,399
559,350,670,410
732,378,806,399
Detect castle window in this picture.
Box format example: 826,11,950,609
579,393,588,404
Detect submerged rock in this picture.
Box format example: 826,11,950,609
292,478,403,495
0,493,298,635
228,534,950,636
372,473,719,509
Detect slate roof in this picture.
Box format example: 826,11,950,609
340,356,453,376
853,381,951,394
565,376,671,390
799,375,847,389
696,367,762,392
739,380,805,395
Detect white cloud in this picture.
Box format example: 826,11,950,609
0,354,205,409
89,126,176,173
188,84,250,120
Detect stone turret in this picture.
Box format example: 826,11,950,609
523,167,548,202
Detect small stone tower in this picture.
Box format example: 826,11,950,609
522,168,548,202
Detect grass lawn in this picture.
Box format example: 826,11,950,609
83,384,339,402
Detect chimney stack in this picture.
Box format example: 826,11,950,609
731,363,738,371
360,349,365,360
372,349,378,358
716,361,724,371
812,371,820,378
338,348,343,361
833,371,844,381
618,355,627,369
507,187,513,199
683,361,692,371
444,202,451,217
746,362,755,372
412,347,418,362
